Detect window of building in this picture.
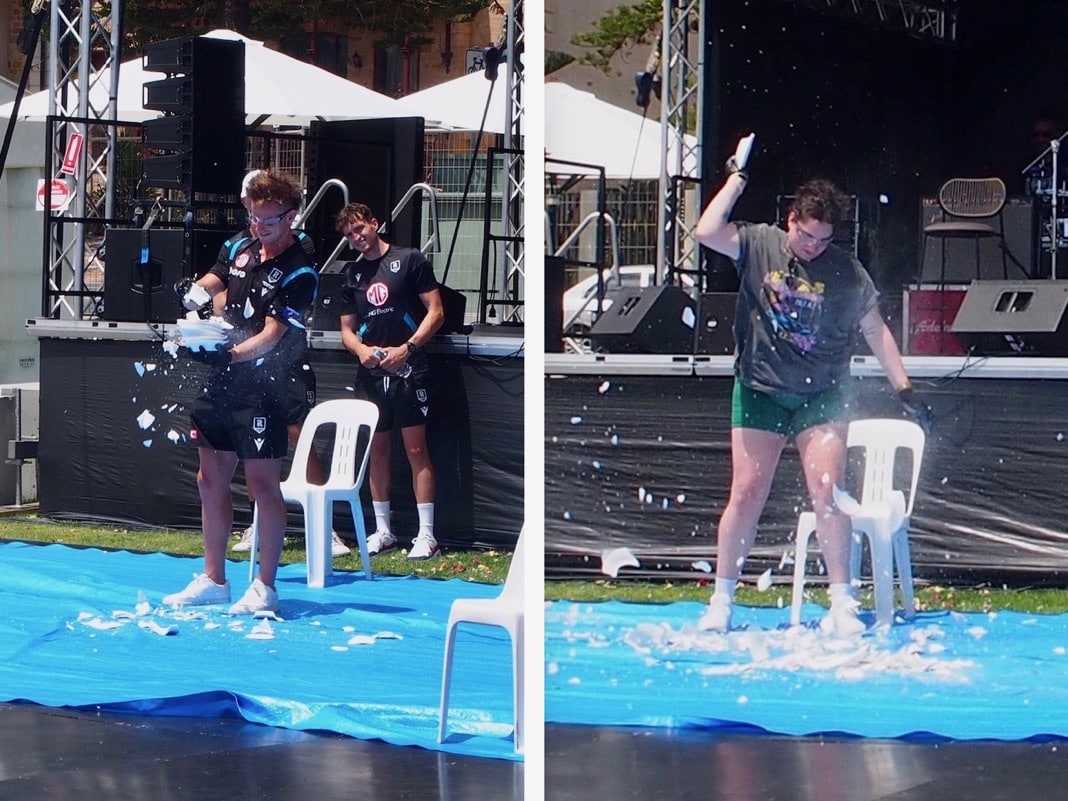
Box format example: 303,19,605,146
279,32,349,78
373,42,421,96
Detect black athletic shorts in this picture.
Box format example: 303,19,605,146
354,366,432,432
284,361,317,426
190,369,289,459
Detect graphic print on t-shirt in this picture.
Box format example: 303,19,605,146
367,282,389,306
761,262,824,353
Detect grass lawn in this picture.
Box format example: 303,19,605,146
7,513,1068,614
0,513,513,585
545,576,1068,615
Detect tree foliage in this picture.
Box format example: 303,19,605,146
569,0,661,74
116,0,489,51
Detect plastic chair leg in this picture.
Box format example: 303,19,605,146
438,619,458,743
304,497,332,588
790,513,817,626
866,524,896,627
512,617,524,753
894,528,917,619
350,500,373,581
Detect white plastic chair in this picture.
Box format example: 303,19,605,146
790,419,926,628
248,398,379,587
438,527,525,753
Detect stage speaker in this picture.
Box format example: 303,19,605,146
310,266,348,331
919,198,1033,282
141,36,244,194
437,284,469,335
546,256,565,353
951,280,1068,355
588,284,696,354
102,228,187,323
306,118,425,263
694,292,737,354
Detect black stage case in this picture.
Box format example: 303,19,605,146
546,367,1068,583
37,337,523,547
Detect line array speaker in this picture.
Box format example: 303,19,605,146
141,36,245,194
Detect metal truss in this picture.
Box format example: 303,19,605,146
657,0,703,277
45,0,123,320
785,0,957,42
496,0,524,323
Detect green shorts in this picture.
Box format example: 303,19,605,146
731,380,848,436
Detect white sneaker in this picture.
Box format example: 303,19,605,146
228,578,280,615
163,574,231,607
367,530,397,556
231,525,255,552
697,595,732,632
407,531,440,560
331,531,351,557
819,598,866,637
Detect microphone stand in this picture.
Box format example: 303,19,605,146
1053,139,1060,279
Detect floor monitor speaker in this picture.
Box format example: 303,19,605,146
951,280,1068,355
588,284,696,354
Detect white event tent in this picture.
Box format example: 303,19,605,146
544,82,698,181
0,29,400,126
394,73,696,180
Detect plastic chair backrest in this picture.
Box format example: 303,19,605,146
498,527,525,602
847,418,926,516
938,177,1005,219
285,399,379,489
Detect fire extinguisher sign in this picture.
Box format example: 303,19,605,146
60,132,84,175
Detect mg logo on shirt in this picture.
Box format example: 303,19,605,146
367,282,390,306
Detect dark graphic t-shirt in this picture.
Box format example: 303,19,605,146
733,222,878,396
338,246,438,370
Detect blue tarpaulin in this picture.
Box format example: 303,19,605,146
0,541,520,761
546,599,1068,741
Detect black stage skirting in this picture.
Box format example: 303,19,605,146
36,331,523,548
545,355,1068,584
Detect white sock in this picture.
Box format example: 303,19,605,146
712,577,738,604
372,501,391,534
829,582,857,606
417,503,435,536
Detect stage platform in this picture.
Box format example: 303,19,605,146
546,724,1068,801
0,703,524,801
27,319,524,546
545,352,1068,583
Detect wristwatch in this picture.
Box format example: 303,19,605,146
405,340,418,355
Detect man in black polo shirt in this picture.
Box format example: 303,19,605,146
336,202,445,560
164,170,318,614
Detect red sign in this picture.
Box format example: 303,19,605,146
906,287,966,355
60,132,84,175
36,179,71,212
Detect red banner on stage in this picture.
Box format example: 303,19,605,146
904,286,966,355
